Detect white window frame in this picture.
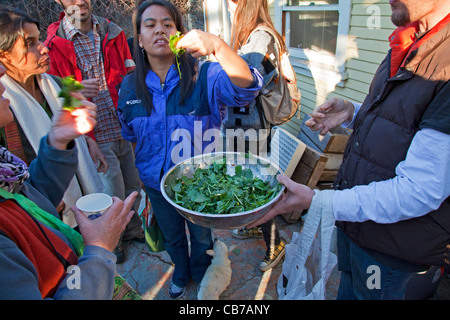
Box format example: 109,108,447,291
275,0,351,83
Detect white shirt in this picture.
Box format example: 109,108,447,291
332,103,450,223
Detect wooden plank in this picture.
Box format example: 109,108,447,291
282,145,328,223
316,182,334,190
351,3,393,16
352,0,390,5
351,15,394,29
291,145,328,188
345,68,376,85
347,58,381,75
296,129,322,152
347,49,387,66
324,153,344,170
354,38,390,54
319,169,339,182
351,26,394,42
344,79,371,96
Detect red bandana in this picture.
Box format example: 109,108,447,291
389,13,450,78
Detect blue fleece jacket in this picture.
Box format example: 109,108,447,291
118,61,262,191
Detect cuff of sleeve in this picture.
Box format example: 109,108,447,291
247,66,264,89
82,245,117,264
40,135,78,162
341,101,362,129
332,188,359,222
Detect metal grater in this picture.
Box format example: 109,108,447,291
267,128,306,178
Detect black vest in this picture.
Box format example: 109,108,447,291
335,43,450,269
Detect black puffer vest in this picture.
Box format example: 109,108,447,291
335,23,450,269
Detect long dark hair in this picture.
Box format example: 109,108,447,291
133,0,196,114
0,6,40,64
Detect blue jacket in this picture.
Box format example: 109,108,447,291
118,61,262,190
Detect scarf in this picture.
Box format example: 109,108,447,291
389,13,450,77
0,146,29,193
0,199,79,298
1,73,104,227
0,147,82,296
0,145,84,255
0,147,141,299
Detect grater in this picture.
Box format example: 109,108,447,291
267,128,306,178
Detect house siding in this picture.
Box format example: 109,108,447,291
272,0,397,137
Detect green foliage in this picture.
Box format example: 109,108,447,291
58,76,84,111
172,160,282,215
167,31,185,79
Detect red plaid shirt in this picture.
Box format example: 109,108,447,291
62,15,122,143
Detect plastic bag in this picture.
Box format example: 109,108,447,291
140,195,165,253
277,190,337,299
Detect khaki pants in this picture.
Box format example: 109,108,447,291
98,138,143,241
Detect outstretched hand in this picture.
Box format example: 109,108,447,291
305,97,355,135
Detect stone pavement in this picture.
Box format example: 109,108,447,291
116,212,449,301
116,215,341,300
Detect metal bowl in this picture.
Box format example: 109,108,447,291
160,152,285,230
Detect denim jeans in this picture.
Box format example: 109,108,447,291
98,139,142,241
336,228,413,300
146,186,213,287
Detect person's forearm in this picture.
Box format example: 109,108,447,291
213,38,254,88
27,135,78,206
52,246,116,300
333,128,450,223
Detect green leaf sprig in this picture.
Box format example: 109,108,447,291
171,160,282,215
58,76,84,111
166,31,185,79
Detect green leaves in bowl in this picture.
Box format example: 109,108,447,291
171,161,282,215
59,76,84,111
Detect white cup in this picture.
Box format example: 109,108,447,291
76,193,113,220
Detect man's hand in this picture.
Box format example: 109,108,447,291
305,97,355,135
247,175,315,228
80,79,100,99
85,136,108,173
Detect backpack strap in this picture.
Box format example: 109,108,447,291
247,26,284,63
249,26,282,130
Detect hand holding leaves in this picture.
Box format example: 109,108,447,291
59,76,84,111
166,31,185,79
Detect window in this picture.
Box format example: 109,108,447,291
275,0,351,80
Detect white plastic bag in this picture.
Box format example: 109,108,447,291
277,190,337,300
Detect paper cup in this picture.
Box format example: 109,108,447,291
76,193,113,220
